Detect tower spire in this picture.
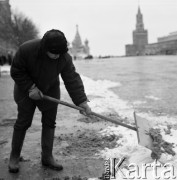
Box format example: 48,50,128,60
138,6,141,14
76,24,79,32
136,6,144,31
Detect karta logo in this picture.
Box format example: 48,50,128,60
104,158,176,179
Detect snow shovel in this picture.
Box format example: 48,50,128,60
43,95,153,150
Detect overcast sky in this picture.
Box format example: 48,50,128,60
10,0,177,56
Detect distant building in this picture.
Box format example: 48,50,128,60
144,33,177,55
0,0,11,18
158,31,177,43
69,25,90,59
0,0,13,54
125,7,148,56
125,6,177,56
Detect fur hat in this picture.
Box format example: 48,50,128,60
42,29,68,54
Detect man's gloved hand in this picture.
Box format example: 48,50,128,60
29,84,43,100
78,101,92,116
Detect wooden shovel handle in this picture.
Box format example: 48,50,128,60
43,95,137,131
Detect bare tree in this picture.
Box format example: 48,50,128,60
0,2,39,54
11,11,39,47
0,2,13,44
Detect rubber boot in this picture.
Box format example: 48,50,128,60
41,127,63,171
8,129,26,173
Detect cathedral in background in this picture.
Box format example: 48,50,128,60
0,0,92,60
69,25,91,60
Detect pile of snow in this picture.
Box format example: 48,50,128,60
81,75,177,180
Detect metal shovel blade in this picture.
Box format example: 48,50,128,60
134,112,153,150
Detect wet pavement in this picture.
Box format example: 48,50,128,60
0,74,115,180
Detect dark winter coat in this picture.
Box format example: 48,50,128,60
10,39,87,111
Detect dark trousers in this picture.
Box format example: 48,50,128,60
14,96,58,131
